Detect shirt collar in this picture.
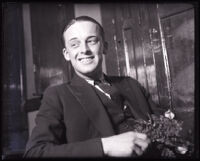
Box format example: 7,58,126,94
87,79,95,86
86,74,105,86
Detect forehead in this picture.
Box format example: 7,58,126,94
63,21,101,41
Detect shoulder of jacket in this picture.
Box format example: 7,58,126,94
107,75,137,83
44,82,69,94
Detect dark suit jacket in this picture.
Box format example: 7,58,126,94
24,74,160,158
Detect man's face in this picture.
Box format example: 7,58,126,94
63,21,106,78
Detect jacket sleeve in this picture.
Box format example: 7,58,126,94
23,86,104,158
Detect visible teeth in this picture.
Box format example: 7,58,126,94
79,57,93,63
81,57,91,60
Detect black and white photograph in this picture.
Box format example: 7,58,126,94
1,1,199,159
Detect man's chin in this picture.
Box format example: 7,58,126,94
78,66,97,74
76,69,102,78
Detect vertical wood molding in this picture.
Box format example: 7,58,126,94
22,3,36,99
157,4,173,110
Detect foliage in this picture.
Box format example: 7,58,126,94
130,112,194,158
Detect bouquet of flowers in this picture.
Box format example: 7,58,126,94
131,110,194,158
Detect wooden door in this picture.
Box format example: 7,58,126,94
101,3,169,108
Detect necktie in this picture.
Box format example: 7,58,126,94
94,80,122,105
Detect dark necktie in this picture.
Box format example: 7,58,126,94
94,80,122,105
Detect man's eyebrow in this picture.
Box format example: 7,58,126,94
87,36,98,39
69,37,78,41
68,36,99,42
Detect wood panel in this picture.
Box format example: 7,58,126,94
100,3,120,76
101,3,168,107
114,4,128,76
30,3,74,95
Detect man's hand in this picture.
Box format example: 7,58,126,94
101,131,150,157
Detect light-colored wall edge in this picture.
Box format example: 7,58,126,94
74,4,107,74
22,4,37,137
22,4,36,99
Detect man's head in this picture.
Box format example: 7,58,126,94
62,16,107,80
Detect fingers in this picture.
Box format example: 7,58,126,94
101,131,151,157
129,132,150,156
134,138,150,151
134,132,147,140
134,144,143,156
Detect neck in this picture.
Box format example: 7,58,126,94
75,70,103,81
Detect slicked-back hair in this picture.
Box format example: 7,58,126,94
62,16,105,47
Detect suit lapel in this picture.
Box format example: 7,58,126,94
67,74,114,137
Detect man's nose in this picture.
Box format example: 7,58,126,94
80,42,89,54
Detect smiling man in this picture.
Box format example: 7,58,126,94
62,19,105,80
24,16,159,158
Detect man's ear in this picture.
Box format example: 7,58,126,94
63,48,70,61
103,41,108,55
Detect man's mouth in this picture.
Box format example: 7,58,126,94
78,56,95,64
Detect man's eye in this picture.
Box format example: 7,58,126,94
87,38,98,45
70,43,79,48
